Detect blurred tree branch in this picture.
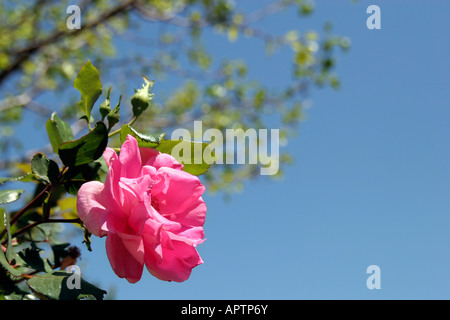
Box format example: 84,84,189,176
0,0,350,193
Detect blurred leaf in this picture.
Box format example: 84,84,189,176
0,174,35,184
58,122,108,167
0,189,24,205
3,212,14,262
46,112,75,154
73,60,102,123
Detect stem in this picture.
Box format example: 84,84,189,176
108,116,137,138
0,184,51,241
4,218,82,244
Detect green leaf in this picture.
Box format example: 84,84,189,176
131,76,154,119
0,189,24,205
26,271,107,300
46,112,75,153
107,94,121,130
0,174,35,184
156,140,212,175
99,87,112,120
50,243,70,269
62,161,103,195
73,60,102,123
17,244,53,273
1,291,35,300
120,124,165,148
0,238,22,278
3,212,14,262
58,122,108,167
31,153,60,185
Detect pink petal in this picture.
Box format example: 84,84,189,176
76,181,108,237
149,153,184,171
103,147,117,167
106,232,144,283
119,135,142,178
143,231,203,282
155,167,206,226
139,147,160,166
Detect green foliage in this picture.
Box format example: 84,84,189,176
0,60,213,299
106,94,122,130
58,122,108,167
31,153,60,185
26,271,106,300
73,60,103,124
157,140,212,176
120,124,165,149
0,189,24,205
45,112,75,154
0,0,349,194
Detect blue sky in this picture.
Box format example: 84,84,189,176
4,1,450,299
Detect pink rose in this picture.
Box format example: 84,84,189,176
76,135,206,283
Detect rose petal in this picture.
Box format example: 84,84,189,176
119,135,142,178
106,232,144,283
77,181,108,237
143,231,203,282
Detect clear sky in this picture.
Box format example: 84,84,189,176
5,0,450,299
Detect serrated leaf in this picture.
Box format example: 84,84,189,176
0,189,24,205
31,153,60,185
26,271,107,300
58,122,108,167
156,140,212,175
120,124,165,148
46,112,75,153
73,60,102,123
131,76,154,118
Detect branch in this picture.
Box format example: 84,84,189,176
0,0,136,87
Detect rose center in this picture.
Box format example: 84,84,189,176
151,197,160,211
